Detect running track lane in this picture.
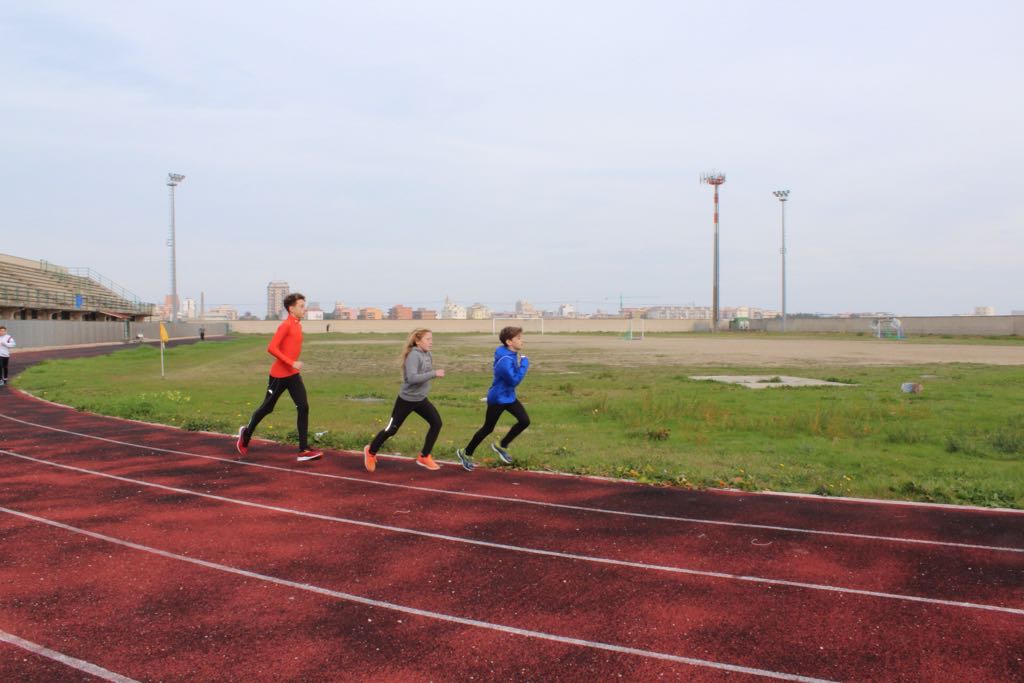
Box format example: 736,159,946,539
2,446,1023,680
5,508,755,682
2,491,841,683
3,433,1023,613
1,635,137,683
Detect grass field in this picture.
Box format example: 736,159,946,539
15,333,1024,508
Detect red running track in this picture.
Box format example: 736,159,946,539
1,346,1023,681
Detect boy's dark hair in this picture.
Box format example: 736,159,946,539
499,326,523,347
283,292,306,312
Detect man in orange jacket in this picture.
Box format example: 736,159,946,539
236,292,323,462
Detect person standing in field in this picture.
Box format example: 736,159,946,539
236,293,323,462
0,326,16,386
457,326,530,471
363,328,445,472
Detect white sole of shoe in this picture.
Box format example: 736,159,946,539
491,444,513,464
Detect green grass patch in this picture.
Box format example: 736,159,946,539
14,333,1024,508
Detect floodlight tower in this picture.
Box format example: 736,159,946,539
167,173,186,323
773,190,790,332
701,171,726,331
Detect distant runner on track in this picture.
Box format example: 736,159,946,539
0,325,15,386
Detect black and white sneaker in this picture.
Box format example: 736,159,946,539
490,442,513,464
456,448,475,472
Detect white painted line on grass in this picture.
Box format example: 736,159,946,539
3,449,1022,617
0,629,140,683
2,412,1021,555
0,505,835,683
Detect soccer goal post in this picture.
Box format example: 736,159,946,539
870,317,905,340
623,317,645,341
492,317,545,335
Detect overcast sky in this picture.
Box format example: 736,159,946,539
2,1,1021,316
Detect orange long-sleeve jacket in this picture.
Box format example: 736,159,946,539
267,315,302,378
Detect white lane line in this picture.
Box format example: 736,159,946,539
3,450,1022,617
0,629,140,683
0,506,835,683
2,412,1021,555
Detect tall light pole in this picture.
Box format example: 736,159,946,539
773,190,790,332
701,171,726,332
166,173,185,323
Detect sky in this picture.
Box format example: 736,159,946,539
1,1,1022,316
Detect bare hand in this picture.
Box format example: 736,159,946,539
293,360,304,371
435,369,446,377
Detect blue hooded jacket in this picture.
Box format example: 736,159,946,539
486,345,529,405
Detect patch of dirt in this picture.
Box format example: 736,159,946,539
689,375,857,388
454,335,1024,368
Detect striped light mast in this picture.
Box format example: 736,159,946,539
166,173,185,323
773,190,790,332
701,171,726,332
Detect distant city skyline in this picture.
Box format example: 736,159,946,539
161,279,1004,321
173,283,1004,322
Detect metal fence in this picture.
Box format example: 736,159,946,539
0,320,230,349
66,267,149,311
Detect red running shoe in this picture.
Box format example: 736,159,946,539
297,449,323,462
235,426,248,457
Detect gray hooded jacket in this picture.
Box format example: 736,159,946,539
399,347,436,401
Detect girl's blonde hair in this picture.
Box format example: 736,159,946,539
401,328,432,364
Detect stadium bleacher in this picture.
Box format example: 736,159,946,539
0,253,154,321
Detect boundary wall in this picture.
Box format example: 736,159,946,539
0,320,229,349
228,318,709,335
756,315,1024,336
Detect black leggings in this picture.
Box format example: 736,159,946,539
246,374,310,450
369,397,443,456
465,400,530,455
0,357,8,381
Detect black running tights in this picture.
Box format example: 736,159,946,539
369,396,443,456
465,400,530,455
246,374,310,450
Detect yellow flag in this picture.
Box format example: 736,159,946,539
159,323,170,343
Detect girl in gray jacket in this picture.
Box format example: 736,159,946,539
363,329,446,472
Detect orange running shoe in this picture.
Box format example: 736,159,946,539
363,444,377,472
416,454,440,470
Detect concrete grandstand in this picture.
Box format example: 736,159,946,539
0,253,153,322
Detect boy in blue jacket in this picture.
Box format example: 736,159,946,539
457,326,530,471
